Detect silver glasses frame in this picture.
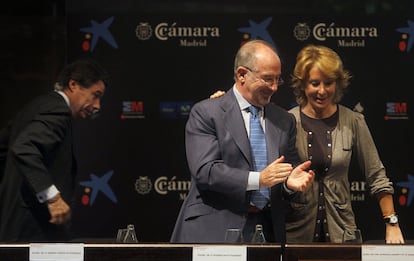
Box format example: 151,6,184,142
242,66,284,87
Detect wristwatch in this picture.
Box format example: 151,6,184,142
384,214,399,225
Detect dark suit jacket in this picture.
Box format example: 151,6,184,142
0,91,77,242
170,88,300,243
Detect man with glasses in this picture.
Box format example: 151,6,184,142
171,39,314,243
242,66,284,87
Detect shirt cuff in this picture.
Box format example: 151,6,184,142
247,171,260,191
36,185,60,203
283,181,296,194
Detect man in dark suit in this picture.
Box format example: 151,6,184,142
0,58,109,242
170,40,315,243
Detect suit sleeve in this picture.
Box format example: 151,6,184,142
10,111,71,194
353,113,394,195
281,111,301,166
185,101,249,202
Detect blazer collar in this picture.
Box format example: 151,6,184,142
220,89,252,166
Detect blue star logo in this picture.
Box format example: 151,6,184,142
79,170,118,205
396,174,414,206
396,20,414,52
80,16,118,52
237,17,275,46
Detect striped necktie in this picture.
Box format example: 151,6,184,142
248,106,270,209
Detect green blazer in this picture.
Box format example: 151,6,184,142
286,105,393,242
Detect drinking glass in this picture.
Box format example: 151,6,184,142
116,224,138,243
116,228,128,243
224,228,244,243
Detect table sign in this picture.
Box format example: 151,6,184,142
362,244,414,261
30,243,84,261
193,245,247,261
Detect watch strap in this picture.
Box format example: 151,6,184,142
384,214,398,225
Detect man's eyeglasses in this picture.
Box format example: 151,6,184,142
243,66,284,87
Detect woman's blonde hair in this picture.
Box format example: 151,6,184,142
291,44,351,105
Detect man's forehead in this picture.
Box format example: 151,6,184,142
90,81,106,93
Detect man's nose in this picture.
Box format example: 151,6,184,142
93,99,101,110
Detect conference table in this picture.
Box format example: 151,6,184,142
1,243,280,261
0,242,411,261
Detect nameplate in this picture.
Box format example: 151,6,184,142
30,243,84,261
362,245,414,261
193,245,246,261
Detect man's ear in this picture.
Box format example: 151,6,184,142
236,67,248,82
67,79,78,92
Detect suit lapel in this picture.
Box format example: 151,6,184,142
221,91,252,167
264,104,281,163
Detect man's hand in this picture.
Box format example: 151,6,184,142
47,193,71,225
259,156,293,187
286,160,315,192
210,90,226,99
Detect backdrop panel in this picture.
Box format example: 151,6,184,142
65,11,413,242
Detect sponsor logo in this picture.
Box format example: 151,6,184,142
121,101,145,119
396,174,414,207
396,20,414,53
135,176,152,195
135,22,153,40
384,102,409,120
293,23,311,41
135,21,220,47
293,22,378,48
80,16,118,52
79,170,118,206
237,17,275,46
160,101,192,119
135,176,190,200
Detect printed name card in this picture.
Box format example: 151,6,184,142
362,244,414,261
30,243,84,261
193,245,247,261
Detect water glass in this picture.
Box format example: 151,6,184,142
116,228,128,243
116,224,138,243
224,228,244,243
